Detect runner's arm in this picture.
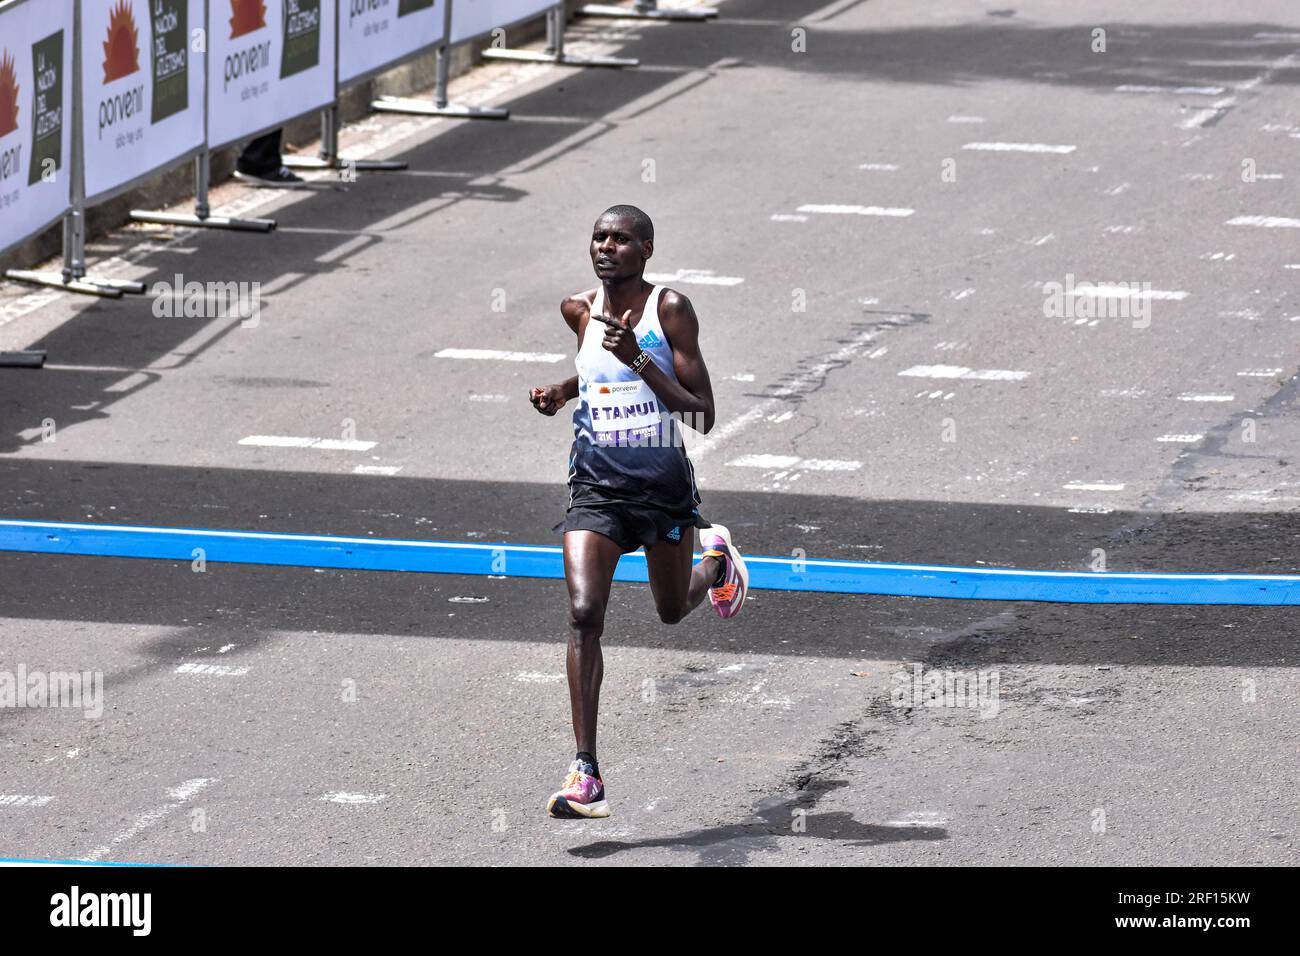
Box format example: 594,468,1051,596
638,290,716,434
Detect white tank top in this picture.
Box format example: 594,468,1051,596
568,284,699,508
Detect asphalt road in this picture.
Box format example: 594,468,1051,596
1,0,1298,866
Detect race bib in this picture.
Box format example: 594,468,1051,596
588,379,663,446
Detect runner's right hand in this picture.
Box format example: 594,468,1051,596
529,384,566,416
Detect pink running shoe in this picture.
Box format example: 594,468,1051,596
700,523,748,619
546,760,610,819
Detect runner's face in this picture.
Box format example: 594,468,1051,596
591,216,651,281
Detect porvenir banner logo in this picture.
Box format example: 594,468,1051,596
0,51,18,138
150,0,189,123
281,0,321,79
29,31,64,183
230,0,268,38
103,0,141,83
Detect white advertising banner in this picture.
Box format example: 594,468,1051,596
81,0,206,204
450,0,552,45
338,0,446,86
208,0,337,150
0,0,73,258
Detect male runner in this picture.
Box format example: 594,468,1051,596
529,205,749,819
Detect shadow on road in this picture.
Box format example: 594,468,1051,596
568,779,946,862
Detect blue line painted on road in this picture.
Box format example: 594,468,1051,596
0,856,168,867
0,519,1297,605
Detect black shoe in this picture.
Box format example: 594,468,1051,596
233,166,306,188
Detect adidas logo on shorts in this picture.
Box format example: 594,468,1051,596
665,526,681,541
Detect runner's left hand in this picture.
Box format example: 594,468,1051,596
601,310,641,366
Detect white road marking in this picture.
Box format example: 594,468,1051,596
948,288,976,300
644,269,744,287
1201,251,1236,261
514,672,565,683
799,458,863,471
1177,394,1234,402
85,778,214,861
729,454,800,469
468,393,510,402
1115,84,1225,95
947,115,984,123
962,142,1076,154
1067,285,1189,301
859,163,899,171
217,644,236,654
1104,182,1130,195
434,348,566,362
796,204,914,217
321,792,387,805
175,663,250,676
1063,481,1125,491
729,372,755,382
0,795,54,807
1181,96,1238,129
1238,369,1283,377
898,365,1030,381
353,464,402,476
1067,506,1114,514
1156,434,1204,443
1104,225,1136,234
103,372,152,394
770,213,808,222
883,811,948,827
1255,173,1284,180
313,439,377,451
239,435,378,451
1226,215,1300,229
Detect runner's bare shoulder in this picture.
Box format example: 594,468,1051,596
657,287,699,343
561,290,597,335
561,290,595,335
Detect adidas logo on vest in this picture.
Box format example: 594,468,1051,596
638,329,664,350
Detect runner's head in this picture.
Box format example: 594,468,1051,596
591,205,653,281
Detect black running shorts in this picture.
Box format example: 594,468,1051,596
557,483,711,554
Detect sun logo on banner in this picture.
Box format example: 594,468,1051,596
229,0,268,38
0,51,18,138
102,0,140,83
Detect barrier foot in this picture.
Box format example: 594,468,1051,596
129,210,277,233
3,269,125,299
578,3,717,20
481,48,638,68
0,350,47,368
282,155,408,172
371,96,510,120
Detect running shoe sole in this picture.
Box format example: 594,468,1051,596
703,523,749,618
547,796,611,819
